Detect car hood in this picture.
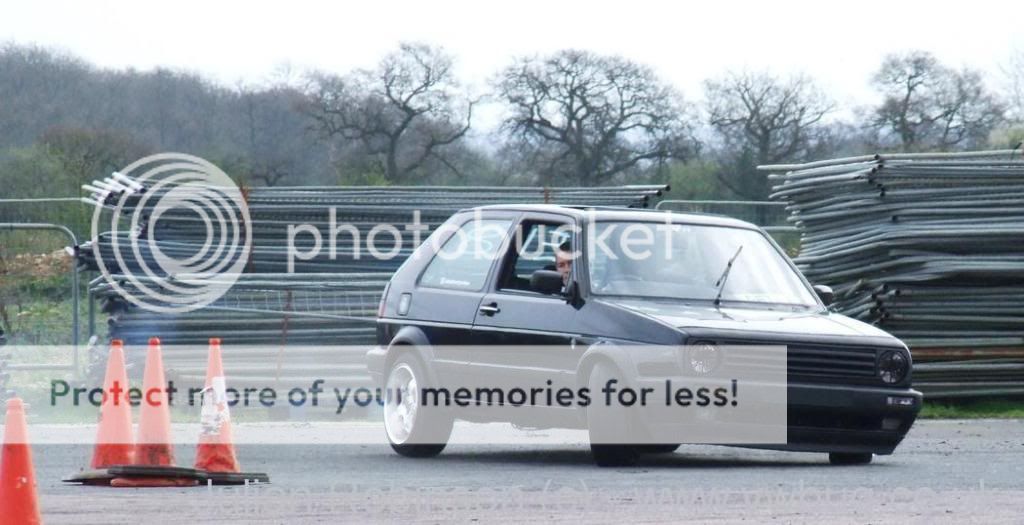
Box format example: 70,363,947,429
601,298,896,340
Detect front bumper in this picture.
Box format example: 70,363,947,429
780,383,922,455
632,377,922,455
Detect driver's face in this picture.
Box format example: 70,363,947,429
555,249,572,285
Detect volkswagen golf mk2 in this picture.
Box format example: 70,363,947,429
368,205,921,466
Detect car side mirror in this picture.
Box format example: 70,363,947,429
813,285,834,306
565,280,584,309
530,269,564,295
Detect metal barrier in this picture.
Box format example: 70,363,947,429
0,222,81,371
760,150,1024,399
79,178,671,389
654,200,798,233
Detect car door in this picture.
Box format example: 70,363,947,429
470,213,584,401
404,213,516,382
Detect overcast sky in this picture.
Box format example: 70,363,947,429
2,0,1021,130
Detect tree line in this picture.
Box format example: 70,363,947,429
1,42,1022,201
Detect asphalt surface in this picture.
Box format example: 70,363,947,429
30,419,1024,524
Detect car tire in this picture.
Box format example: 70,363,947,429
587,361,641,467
383,353,454,458
638,444,680,454
828,452,873,465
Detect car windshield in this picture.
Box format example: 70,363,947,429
586,221,818,307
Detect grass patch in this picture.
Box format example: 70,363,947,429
920,399,1024,419
2,295,99,347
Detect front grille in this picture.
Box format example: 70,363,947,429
787,345,878,382
714,341,882,385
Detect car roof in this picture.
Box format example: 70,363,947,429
462,204,760,230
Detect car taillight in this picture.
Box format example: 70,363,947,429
377,282,391,318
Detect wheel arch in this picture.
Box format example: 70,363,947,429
576,341,638,392
384,325,439,385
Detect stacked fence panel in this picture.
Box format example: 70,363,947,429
79,177,667,392
761,150,1024,399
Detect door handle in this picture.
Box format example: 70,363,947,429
478,302,500,316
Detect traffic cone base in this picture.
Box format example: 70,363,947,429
62,469,119,485
107,464,202,487
203,471,271,485
110,477,199,488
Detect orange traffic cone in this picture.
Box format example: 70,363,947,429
134,337,174,467
194,338,239,473
0,398,43,525
110,338,198,487
63,339,137,485
63,339,136,485
91,340,134,469
193,338,269,485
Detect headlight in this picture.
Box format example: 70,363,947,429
687,342,722,375
878,350,909,384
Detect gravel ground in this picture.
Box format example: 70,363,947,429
25,419,1024,523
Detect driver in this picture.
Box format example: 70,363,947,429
555,240,573,286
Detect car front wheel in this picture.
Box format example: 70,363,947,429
587,361,641,467
828,452,873,465
383,354,453,458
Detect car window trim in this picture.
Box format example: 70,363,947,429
490,212,578,295
493,287,567,301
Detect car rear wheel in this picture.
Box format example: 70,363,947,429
587,361,641,467
828,452,873,465
384,354,453,458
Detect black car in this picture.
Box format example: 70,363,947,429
368,205,921,466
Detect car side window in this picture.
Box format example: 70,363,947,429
419,219,512,291
499,221,572,292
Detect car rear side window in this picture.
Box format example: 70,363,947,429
418,219,513,291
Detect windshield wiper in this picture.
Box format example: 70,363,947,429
713,245,744,307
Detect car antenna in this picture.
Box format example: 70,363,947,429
713,245,744,308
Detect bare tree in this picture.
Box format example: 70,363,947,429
232,84,320,186
704,71,834,199
988,49,1024,149
302,43,474,184
495,50,695,186
1003,49,1024,123
871,51,1005,151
